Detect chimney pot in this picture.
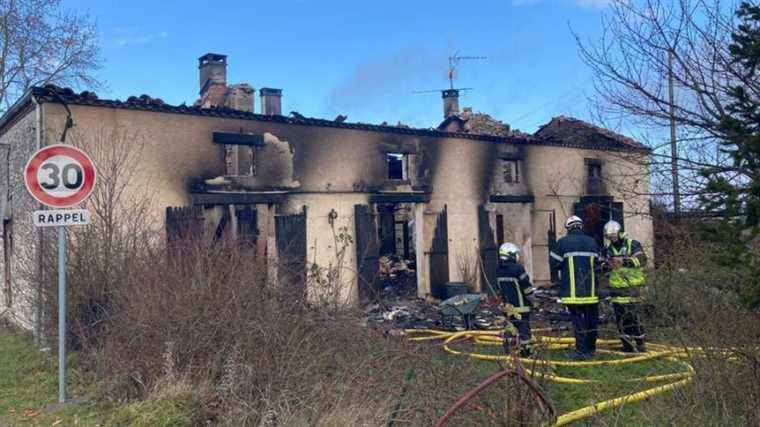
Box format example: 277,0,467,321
442,89,459,118
260,87,282,116
198,53,227,94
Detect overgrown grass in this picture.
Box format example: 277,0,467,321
0,326,200,426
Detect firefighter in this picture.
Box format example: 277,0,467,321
496,242,534,357
602,220,648,353
549,215,601,359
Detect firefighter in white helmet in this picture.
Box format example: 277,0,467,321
602,220,648,352
497,242,534,357
549,216,602,359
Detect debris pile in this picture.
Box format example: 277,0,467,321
363,293,511,334
363,285,614,334
376,255,417,299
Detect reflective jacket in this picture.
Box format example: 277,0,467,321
549,229,601,305
496,261,534,314
603,236,647,304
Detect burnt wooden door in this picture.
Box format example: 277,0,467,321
355,204,380,300
547,210,559,283
478,205,498,296
428,206,449,299
276,209,307,292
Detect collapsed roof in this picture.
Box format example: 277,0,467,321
1,85,651,154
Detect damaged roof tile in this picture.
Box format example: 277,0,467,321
534,115,648,151
22,85,650,153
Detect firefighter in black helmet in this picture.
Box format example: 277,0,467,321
497,242,534,357
550,215,602,359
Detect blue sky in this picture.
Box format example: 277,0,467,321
68,0,613,133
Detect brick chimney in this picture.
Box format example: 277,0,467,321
442,89,459,118
198,53,227,95
227,84,254,112
260,88,282,116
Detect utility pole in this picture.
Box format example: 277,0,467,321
668,50,681,219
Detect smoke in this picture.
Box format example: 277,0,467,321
325,47,447,121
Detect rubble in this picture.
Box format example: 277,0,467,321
362,284,613,335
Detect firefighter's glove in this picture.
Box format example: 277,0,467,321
610,257,624,269
501,304,522,320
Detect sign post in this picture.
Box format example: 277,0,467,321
24,144,96,404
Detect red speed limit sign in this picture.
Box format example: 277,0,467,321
24,144,96,208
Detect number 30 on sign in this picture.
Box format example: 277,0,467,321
24,144,96,208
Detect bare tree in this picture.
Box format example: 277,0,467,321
575,0,752,206
0,0,102,112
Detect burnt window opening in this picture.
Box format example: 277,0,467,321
586,159,604,195
502,160,520,184
387,153,408,181
496,214,505,245
588,163,602,179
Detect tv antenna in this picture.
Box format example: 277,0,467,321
412,52,486,95
448,52,487,89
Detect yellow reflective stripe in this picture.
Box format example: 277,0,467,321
568,256,576,299
609,245,622,256
560,296,599,304
513,306,531,313
611,296,641,304
515,283,524,307
631,257,641,268
590,256,595,297
523,287,535,295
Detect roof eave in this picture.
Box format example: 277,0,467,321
0,89,35,135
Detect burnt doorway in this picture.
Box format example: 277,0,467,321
355,204,380,301
374,202,418,299
478,206,499,296
573,196,624,246
429,206,449,299
276,208,307,293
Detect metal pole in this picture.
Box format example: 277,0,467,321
668,51,681,219
58,225,66,403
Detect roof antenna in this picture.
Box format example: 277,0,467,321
447,52,487,90
412,51,486,94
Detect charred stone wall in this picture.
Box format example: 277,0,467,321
31,103,652,302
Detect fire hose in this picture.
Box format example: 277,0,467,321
404,329,709,426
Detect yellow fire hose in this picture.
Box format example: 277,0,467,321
404,328,709,426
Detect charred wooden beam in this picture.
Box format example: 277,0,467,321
191,191,286,205
369,192,431,204
489,195,535,203
212,132,266,146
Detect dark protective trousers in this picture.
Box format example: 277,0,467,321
503,313,532,354
613,303,645,351
567,304,599,355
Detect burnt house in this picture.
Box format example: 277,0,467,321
0,53,652,327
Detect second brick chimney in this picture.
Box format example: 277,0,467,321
442,89,460,118
260,88,282,116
